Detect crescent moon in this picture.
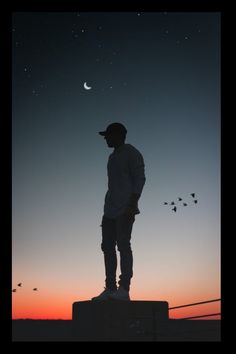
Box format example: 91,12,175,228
84,82,92,90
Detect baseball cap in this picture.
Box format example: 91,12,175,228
99,122,127,136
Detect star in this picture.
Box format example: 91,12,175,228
24,66,32,75
184,36,189,40
137,13,141,16
32,90,39,96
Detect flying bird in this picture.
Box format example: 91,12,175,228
12,289,17,292
17,283,22,287
163,202,168,205
193,200,198,204
190,193,195,198
33,288,38,291
178,198,182,201
171,202,175,205
183,203,187,206
172,206,177,212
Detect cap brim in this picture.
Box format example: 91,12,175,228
99,131,106,136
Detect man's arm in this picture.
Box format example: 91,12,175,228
124,150,146,216
129,151,146,196
128,193,141,208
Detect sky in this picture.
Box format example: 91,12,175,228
12,12,221,320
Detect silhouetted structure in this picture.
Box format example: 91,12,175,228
12,299,221,341
12,318,221,341
72,300,168,341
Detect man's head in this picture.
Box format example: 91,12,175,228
99,122,127,148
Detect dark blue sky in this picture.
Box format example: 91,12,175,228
12,12,220,317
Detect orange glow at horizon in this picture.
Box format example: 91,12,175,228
12,288,221,320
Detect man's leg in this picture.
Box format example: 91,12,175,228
101,216,117,291
116,214,135,291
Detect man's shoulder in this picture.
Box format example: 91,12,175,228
125,144,143,156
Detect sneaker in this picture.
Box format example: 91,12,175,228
109,286,130,301
91,288,116,301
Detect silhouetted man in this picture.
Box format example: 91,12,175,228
92,123,146,301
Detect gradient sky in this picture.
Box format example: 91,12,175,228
12,12,221,319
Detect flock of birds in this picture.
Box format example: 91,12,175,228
12,283,38,293
163,193,198,212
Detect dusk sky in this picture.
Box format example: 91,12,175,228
12,12,221,319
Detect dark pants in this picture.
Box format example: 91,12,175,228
101,213,135,291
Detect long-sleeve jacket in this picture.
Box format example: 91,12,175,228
104,143,146,219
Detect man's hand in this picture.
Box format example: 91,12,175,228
123,193,140,218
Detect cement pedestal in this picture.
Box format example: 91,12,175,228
72,300,169,341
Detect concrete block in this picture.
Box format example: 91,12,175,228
72,300,169,341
